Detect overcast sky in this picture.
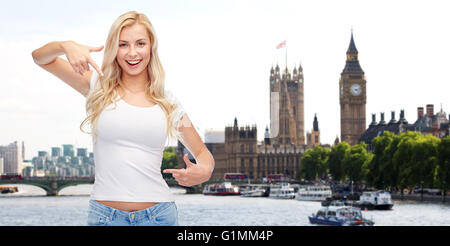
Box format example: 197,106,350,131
1,0,449,160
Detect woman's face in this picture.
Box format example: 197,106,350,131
116,23,151,78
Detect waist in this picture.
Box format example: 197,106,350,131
96,200,158,212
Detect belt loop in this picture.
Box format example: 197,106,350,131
146,206,152,218
147,206,156,221
109,208,116,220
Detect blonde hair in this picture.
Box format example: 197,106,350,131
80,11,182,143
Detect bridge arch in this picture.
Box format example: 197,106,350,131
0,179,94,196
0,183,47,195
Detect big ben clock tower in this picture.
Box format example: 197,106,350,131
339,31,366,145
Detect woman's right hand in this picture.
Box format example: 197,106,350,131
61,41,104,77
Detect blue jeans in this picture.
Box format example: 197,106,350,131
87,200,179,226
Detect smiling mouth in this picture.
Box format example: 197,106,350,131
126,59,142,65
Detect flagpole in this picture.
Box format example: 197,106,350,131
276,40,287,67
285,41,288,69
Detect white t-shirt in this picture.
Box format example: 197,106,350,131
87,70,185,202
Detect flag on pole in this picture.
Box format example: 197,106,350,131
276,40,286,49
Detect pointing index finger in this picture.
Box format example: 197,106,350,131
163,169,180,174
88,57,103,77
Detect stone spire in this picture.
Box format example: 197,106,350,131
313,114,319,131
347,30,359,54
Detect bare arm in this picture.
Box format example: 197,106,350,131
163,114,215,187
178,114,215,174
31,41,104,97
31,41,66,65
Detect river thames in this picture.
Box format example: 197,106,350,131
0,184,449,226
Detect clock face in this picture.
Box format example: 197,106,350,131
350,83,362,96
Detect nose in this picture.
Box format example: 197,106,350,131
127,45,138,58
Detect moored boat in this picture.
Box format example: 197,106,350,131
354,191,394,210
240,185,268,197
269,183,295,199
295,185,332,201
203,182,240,196
321,198,353,207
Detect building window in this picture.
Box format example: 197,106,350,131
241,144,244,153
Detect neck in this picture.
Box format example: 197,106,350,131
121,71,148,92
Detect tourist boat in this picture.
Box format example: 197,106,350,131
295,185,332,201
203,182,240,196
321,198,353,207
240,185,268,197
353,191,394,210
269,183,295,199
309,202,374,226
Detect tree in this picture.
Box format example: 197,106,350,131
300,146,330,181
394,131,418,195
342,142,372,191
367,131,396,190
413,134,440,189
300,149,315,181
361,152,374,188
328,142,350,181
161,147,179,179
437,135,450,201
394,132,440,201
365,131,445,200
382,132,402,191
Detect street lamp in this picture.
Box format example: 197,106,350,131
443,181,446,203
421,180,424,202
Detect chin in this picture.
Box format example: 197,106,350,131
120,66,146,76
125,69,144,76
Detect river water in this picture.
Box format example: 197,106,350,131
0,184,449,226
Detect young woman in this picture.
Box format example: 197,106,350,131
31,11,214,226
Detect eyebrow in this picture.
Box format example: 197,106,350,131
119,39,147,43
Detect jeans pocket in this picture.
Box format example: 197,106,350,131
87,209,110,226
153,203,178,226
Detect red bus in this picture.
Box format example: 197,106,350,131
0,174,23,180
266,174,287,182
224,173,248,181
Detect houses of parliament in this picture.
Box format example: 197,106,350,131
177,32,367,181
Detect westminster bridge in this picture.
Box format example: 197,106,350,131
0,177,252,196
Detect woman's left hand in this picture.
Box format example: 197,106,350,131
163,153,212,187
